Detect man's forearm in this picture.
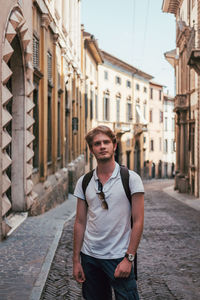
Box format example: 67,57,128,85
127,221,143,255
73,221,86,263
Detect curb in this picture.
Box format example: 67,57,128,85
163,185,200,211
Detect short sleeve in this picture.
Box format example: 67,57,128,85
73,175,85,200
129,170,144,195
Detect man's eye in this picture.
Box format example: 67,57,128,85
94,142,101,146
104,141,110,144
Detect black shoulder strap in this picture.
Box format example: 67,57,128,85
120,165,131,204
82,169,94,198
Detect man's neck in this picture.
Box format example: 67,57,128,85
96,158,116,182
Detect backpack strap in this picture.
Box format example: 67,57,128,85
82,169,94,203
120,165,131,204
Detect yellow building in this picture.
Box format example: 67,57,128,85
0,0,84,239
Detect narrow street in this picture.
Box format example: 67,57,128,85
41,180,200,300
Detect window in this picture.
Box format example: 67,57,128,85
127,103,132,122
126,80,131,88
33,84,39,169
149,110,153,122
47,87,52,163
90,90,93,120
159,90,162,101
136,83,140,90
47,51,52,82
164,139,168,153
95,94,98,120
171,139,174,153
159,137,162,151
103,94,110,120
165,117,168,131
150,139,154,151
150,88,153,99
160,111,163,123
144,136,146,143
116,97,120,123
115,76,121,84
172,117,175,131
136,105,140,123
85,85,88,119
104,70,108,80
144,86,147,93
143,105,146,119
165,103,168,112
57,96,61,158
33,35,39,69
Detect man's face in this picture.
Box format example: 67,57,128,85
91,133,116,162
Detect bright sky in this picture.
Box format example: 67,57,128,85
81,0,176,96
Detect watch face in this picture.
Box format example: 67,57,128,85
128,254,134,261
126,253,134,262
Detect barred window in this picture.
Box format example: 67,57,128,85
47,51,52,81
33,35,39,69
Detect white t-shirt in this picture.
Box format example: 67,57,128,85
74,162,144,259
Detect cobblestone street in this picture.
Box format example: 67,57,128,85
41,180,200,300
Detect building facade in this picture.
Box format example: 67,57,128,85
163,0,200,197
147,82,164,178
0,0,85,240
97,51,152,175
82,30,103,172
163,94,176,178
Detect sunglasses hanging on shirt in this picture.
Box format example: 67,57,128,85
96,180,108,210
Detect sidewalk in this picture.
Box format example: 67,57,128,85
0,194,77,300
163,185,200,211
0,182,199,300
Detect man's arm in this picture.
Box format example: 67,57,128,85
114,192,144,278
73,198,87,283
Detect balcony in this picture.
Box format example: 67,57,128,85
174,94,189,112
187,27,200,74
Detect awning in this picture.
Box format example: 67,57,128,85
136,106,148,125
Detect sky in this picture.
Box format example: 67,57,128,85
81,0,176,96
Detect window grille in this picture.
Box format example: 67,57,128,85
47,51,52,82
33,35,39,69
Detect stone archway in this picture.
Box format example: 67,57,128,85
1,6,35,218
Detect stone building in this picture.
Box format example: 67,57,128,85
81,30,103,172
147,81,165,178
97,51,152,175
163,94,176,178
163,0,200,197
0,0,84,239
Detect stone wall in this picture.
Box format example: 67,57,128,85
68,154,85,194
30,168,69,216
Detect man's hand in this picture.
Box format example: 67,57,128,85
73,262,86,283
114,258,132,278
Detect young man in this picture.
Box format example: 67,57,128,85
73,125,144,300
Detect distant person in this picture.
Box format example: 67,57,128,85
73,125,144,300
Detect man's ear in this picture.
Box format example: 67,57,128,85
114,143,117,151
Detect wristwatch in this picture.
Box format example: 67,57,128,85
125,252,135,263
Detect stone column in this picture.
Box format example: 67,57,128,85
52,33,59,172
179,112,185,176
61,48,66,167
39,14,50,180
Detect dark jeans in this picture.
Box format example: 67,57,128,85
80,252,139,300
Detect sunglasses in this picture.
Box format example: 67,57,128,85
97,180,109,209
96,191,109,209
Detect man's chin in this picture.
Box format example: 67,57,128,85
97,156,112,162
